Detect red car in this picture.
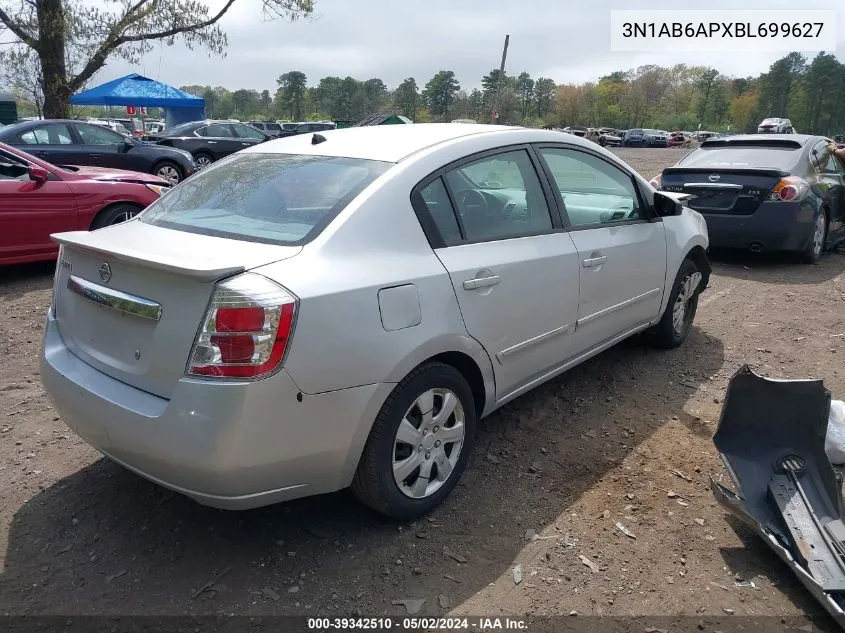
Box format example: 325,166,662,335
668,131,686,147
0,142,169,265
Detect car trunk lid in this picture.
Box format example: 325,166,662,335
660,167,788,215
51,221,301,398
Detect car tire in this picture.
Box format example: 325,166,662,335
152,160,183,185
800,208,828,264
193,152,214,169
351,362,476,520
90,203,142,230
651,258,704,349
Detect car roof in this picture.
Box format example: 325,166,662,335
243,123,549,162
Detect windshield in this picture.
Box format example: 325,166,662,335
139,153,392,245
266,123,282,131
678,143,803,171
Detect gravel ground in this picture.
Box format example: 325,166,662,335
1,147,844,628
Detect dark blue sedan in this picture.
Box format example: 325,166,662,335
0,119,196,184
653,134,845,263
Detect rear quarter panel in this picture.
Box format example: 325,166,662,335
253,158,497,410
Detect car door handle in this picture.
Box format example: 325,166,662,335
89,153,102,158
582,255,607,268
463,275,500,290
208,140,217,144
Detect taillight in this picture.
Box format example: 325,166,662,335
187,273,296,379
649,174,662,189
769,176,809,202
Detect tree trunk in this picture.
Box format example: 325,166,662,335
36,0,70,119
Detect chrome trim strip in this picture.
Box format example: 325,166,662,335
496,322,652,406
682,182,743,190
496,322,574,363
67,275,162,321
577,287,661,328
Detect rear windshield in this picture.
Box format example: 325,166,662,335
139,153,392,245
266,123,282,131
678,143,803,171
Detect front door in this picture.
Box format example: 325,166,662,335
536,146,667,355
0,153,76,263
415,147,581,400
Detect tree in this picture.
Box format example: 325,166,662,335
0,47,43,117
277,70,307,120
516,71,534,120
481,68,506,111
363,78,388,112
423,70,460,118
534,77,556,118
0,0,314,118
393,77,419,120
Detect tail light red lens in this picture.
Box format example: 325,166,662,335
770,177,809,203
188,273,296,379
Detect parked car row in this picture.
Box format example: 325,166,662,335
248,120,336,138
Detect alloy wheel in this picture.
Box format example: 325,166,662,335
672,271,703,336
392,388,465,499
156,165,181,184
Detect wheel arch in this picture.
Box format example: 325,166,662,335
89,201,144,230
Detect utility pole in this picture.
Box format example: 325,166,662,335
492,34,510,125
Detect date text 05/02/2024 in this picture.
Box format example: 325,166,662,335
306,617,528,630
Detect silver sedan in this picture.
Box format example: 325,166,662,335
41,123,710,519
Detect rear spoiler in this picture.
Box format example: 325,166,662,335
51,229,246,280
662,166,790,178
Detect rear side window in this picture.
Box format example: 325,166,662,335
18,124,74,145
139,153,391,245
198,124,233,138
418,178,462,245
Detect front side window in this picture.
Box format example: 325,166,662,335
140,153,392,245
76,123,124,145
442,149,553,242
539,147,642,227
18,124,74,145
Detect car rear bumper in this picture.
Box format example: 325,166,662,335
40,313,391,510
699,200,816,252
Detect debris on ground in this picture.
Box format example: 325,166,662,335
192,568,231,599
261,587,280,602
579,554,599,573
438,594,449,609
694,518,705,526
615,522,636,539
443,546,468,564
512,564,523,585
392,598,426,615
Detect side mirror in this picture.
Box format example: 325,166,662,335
28,165,50,184
653,191,685,217
120,140,134,153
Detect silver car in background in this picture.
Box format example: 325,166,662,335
41,124,710,519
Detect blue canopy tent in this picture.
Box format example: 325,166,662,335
70,73,205,127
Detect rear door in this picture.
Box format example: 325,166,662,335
196,123,241,158
414,146,581,400
536,145,667,356
0,151,76,262
817,142,845,239
13,122,84,167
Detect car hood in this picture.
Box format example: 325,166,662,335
61,165,168,185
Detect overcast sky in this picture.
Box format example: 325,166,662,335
97,0,845,92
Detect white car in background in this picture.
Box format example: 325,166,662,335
41,124,710,519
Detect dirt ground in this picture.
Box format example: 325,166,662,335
1,147,844,627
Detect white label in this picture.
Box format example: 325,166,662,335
611,10,836,52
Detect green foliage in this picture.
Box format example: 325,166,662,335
423,70,460,118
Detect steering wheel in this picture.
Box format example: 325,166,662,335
454,189,489,218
